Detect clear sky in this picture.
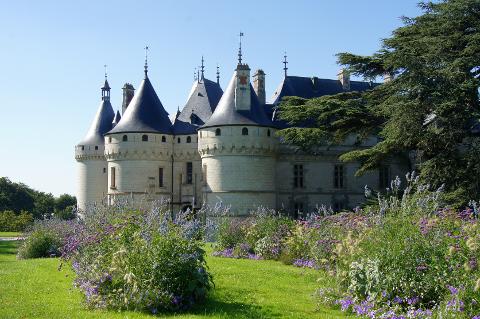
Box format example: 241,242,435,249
0,0,422,196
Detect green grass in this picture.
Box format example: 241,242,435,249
0,232,21,237
0,241,352,319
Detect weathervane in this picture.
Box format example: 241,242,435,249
194,67,197,81
283,51,288,77
144,45,149,77
104,64,108,80
216,64,220,84
238,32,244,64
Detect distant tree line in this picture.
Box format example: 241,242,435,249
0,177,76,231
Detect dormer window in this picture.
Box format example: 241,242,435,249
215,128,221,136
161,136,166,142
122,135,128,142
187,136,192,143
242,127,248,136
142,134,148,142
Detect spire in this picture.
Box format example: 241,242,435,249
144,45,149,78
200,56,205,79
216,64,220,84
238,32,244,64
101,65,111,101
283,51,288,77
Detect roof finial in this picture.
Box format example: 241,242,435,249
104,64,108,80
238,32,244,64
197,68,200,83
144,45,149,77
283,51,288,77
200,56,205,79
216,64,220,84
194,67,197,81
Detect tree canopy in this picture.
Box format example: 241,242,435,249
278,0,480,205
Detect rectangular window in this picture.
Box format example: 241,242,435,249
379,166,390,189
293,164,304,188
186,162,193,184
158,167,164,187
334,165,344,189
110,167,116,189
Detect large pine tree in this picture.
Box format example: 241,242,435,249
279,0,480,205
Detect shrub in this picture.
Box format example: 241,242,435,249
0,210,33,231
63,204,212,313
17,218,76,259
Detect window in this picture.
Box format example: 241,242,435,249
293,164,304,188
158,167,164,187
267,129,271,137
108,137,112,143
110,167,116,188
187,136,192,143
242,127,248,135
161,136,166,142
95,146,98,150
103,167,106,174
334,165,344,189
81,146,84,150
215,128,221,136
186,162,193,184
177,137,181,143
202,164,207,184
379,166,390,189
122,135,128,142
142,134,148,141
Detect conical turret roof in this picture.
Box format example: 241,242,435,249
112,110,121,126
78,95,115,146
202,70,272,128
107,76,171,134
173,77,223,134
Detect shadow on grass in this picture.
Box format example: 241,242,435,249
0,240,18,256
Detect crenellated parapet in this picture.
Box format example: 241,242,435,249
75,145,107,161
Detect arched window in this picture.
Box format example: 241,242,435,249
108,136,112,143
242,127,248,136
122,135,128,142
267,129,271,137
177,137,181,143
142,134,148,142
81,146,84,151
95,146,98,150
215,128,221,136
186,136,192,143
161,136,166,142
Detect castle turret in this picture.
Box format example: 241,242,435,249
104,54,173,206
75,77,115,211
198,61,278,215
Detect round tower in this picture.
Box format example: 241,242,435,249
104,60,173,206
75,77,115,211
198,62,278,216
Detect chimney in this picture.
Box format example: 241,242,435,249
337,68,350,91
235,64,251,111
122,83,135,115
253,69,266,105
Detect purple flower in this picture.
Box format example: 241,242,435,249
448,285,459,295
336,297,354,311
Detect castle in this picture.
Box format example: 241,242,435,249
75,50,408,216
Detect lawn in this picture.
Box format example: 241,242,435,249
0,241,353,319
0,232,21,238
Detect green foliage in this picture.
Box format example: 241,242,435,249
0,210,33,231
17,228,62,259
0,177,77,219
278,0,480,205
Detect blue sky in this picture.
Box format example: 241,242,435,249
0,0,422,196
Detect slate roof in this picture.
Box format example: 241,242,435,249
112,110,121,126
107,76,171,134
202,70,273,128
172,77,223,134
270,76,376,105
78,99,115,145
